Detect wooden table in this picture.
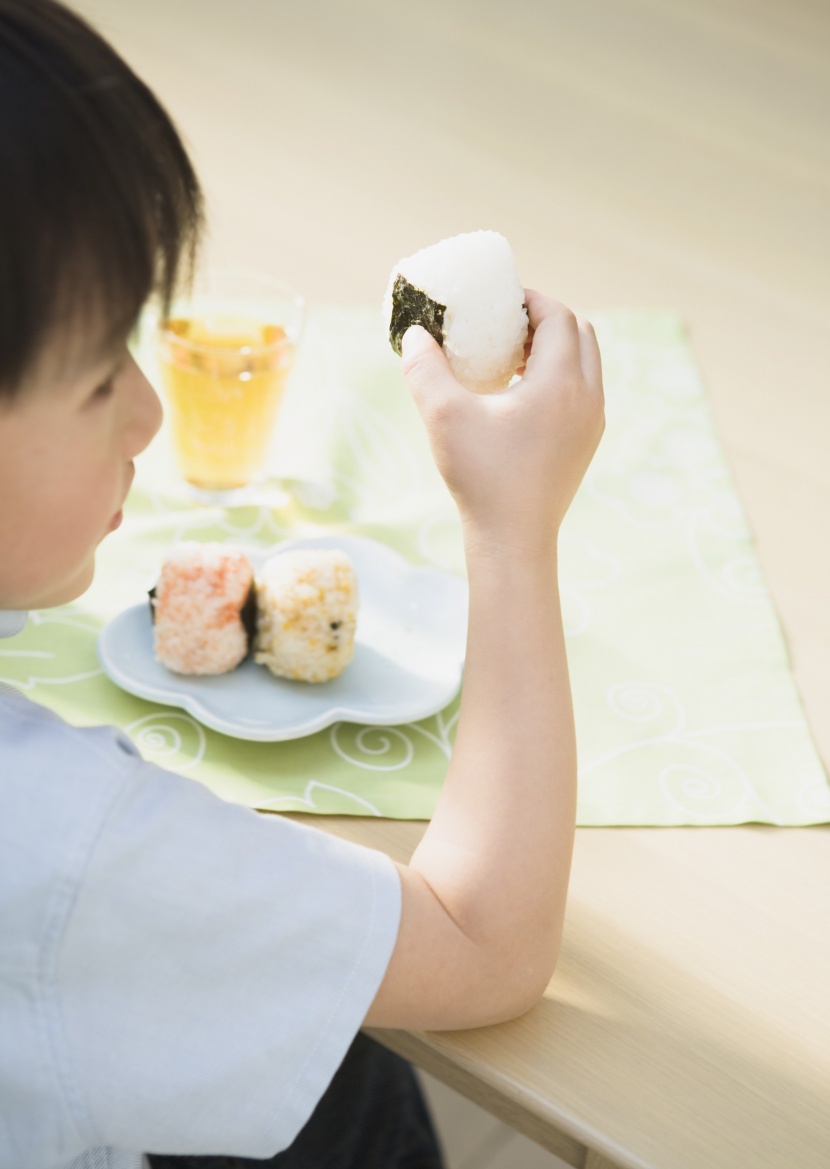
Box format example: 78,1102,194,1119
73,1,830,1164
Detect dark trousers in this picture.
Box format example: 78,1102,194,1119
148,1033,445,1169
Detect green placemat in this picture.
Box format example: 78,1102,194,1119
4,308,828,825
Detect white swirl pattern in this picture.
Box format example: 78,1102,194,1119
8,310,824,825
257,781,382,817
328,706,460,774
606,681,685,733
330,724,415,771
579,680,800,822
407,708,459,759
684,513,771,606
126,712,206,772
659,753,752,822
0,609,104,690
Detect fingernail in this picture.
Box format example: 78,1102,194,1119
401,325,431,358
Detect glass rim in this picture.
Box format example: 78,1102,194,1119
156,327,298,357
156,267,305,352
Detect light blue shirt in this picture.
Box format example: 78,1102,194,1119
0,614,401,1169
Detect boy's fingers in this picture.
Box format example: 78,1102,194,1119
400,326,460,409
400,324,441,366
523,289,577,340
577,317,603,393
521,291,581,381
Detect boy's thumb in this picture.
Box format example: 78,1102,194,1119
400,326,457,405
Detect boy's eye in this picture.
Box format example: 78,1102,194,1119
91,378,115,402
83,353,126,408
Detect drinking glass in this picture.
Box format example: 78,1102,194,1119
156,270,304,504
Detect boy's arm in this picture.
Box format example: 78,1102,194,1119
365,291,605,1030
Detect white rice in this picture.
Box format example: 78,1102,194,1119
383,229,528,394
254,549,358,683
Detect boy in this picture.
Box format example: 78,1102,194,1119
0,1,604,1167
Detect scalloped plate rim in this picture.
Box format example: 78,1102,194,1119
98,534,467,741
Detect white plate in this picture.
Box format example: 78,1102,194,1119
98,534,468,741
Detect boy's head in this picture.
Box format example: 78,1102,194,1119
0,0,203,610
0,0,202,397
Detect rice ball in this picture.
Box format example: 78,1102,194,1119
383,230,528,394
151,543,255,675
254,549,358,683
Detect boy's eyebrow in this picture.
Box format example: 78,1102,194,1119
59,334,129,387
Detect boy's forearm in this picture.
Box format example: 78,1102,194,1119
409,534,576,1001
367,294,601,1028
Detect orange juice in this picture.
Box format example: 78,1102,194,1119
158,315,295,491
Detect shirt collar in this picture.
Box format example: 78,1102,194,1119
0,611,28,638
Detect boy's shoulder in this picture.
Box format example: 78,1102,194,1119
0,684,143,896
0,687,402,1164
0,681,141,787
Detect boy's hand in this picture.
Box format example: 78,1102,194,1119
401,289,604,560
370,288,601,1030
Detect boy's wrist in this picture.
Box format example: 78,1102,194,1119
460,517,560,576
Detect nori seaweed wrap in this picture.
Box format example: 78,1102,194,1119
388,274,446,356
383,230,528,394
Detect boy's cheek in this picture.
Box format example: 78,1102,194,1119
0,527,98,609
0,471,108,608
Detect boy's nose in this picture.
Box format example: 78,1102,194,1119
122,355,163,457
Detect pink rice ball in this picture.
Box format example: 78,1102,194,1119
152,543,254,675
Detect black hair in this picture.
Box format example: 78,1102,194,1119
0,0,203,395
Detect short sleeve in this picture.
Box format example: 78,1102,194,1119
54,757,401,1159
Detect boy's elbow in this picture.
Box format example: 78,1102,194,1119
485,935,561,1023
437,895,566,1027
366,865,563,1031
448,923,562,1029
